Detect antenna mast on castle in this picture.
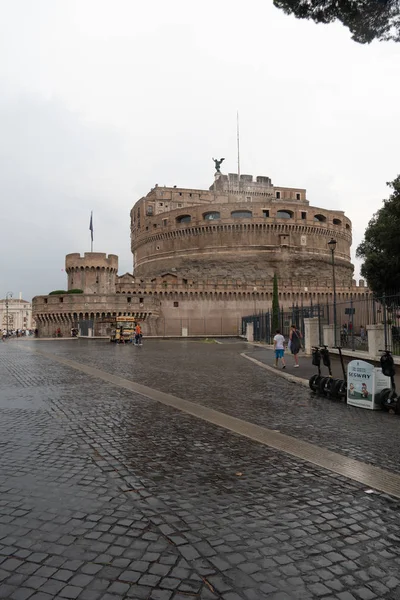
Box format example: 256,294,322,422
237,111,241,191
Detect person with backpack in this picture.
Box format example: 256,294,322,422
289,324,302,368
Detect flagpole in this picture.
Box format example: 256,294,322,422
89,211,94,252
237,111,241,191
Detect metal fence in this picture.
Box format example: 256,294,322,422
242,305,323,347
241,293,400,354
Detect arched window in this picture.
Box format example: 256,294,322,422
333,218,342,225
345,223,350,230
203,211,220,220
231,210,252,218
314,214,326,222
176,214,191,223
276,210,293,219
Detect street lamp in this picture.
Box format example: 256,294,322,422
5,291,13,338
328,239,337,347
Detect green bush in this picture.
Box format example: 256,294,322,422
67,289,83,294
49,290,67,295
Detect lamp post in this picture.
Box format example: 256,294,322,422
5,291,13,338
328,239,337,347
253,287,257,315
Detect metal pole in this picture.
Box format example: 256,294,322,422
5,292,13,338
331,249,337,347
350,295,354,351
237,111,241,186
318,303,322,346
383,293,388,350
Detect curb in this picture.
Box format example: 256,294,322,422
241,352,310,388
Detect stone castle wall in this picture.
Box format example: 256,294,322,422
66,252,118,295
131,175,353,282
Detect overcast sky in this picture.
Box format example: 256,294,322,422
1,0,399,301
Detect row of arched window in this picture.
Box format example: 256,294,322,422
175,211,346,226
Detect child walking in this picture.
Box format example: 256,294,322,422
273,329,286,369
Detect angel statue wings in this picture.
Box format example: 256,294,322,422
212,157,225,173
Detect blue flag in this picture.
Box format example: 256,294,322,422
89,212,93,242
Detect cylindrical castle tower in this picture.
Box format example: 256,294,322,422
130,174,354,285
65,253,119,295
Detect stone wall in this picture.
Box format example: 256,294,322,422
66,253,118,295
131,177,353,282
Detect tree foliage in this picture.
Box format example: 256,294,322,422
272,273,280,332
273,0,400,43
356,176,400,296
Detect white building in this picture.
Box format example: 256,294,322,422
0,293,35,332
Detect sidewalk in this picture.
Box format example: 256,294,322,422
246,344,400,388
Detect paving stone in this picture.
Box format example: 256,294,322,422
353,588,376,600
0,584,17,598
25,576,48,590
58,586,83,599
138,573,161,587
38,579,66,595
107,581,130,594
149,591,173,600
10,588,35,600
159,577,180,590
80,564,102,576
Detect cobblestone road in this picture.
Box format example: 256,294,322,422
1,340,400,600
37,339,400,474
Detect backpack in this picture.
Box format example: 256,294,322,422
312,348,321,366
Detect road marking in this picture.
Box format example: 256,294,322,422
241,352,310,387
20,345,400,499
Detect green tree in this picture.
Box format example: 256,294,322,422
272,273,280,333
356,176,400,296
273,0,400,44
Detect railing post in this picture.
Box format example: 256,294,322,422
383,293,388,350
350,295,355,351
318,303,322,345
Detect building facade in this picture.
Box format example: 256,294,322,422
131,173,353,283
0,295,35,332
33,172,369,337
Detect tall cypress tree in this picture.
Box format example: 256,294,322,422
272,273,280,333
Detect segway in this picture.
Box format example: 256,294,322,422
318,346,335,397
330,346,347,401
378,350,399,413
309,347,322,392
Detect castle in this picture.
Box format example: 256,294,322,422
33,172,369,337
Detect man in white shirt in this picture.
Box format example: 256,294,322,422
273,329,286,369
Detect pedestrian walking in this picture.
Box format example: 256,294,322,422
273,329,286,369
134,323,142,346
289,324,302,367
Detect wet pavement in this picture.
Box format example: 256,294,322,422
1,339,400,600
243,345,400,391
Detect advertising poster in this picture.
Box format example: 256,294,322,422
347,360,375,409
